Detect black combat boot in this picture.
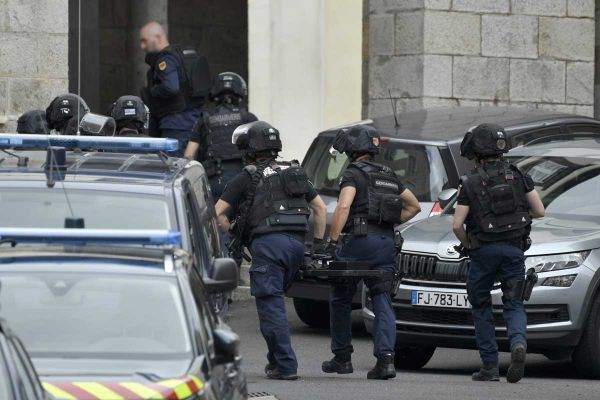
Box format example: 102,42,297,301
506,343,526,383
264,362,277,375
322,353,353,374
472,364,500,381
266,368,299,380
367,353,396,380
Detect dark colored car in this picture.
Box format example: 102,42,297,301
0,135,228,313
291,107,600,328
0,229,244,400
0,319,48,400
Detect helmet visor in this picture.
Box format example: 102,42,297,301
79,113,116,136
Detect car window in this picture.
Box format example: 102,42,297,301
188,269,216,360
184,190,205,270
0,272,193,360
510,127,562,148
7,341,37,400
303,136,449,202
0,189,171,229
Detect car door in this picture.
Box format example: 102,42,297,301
188,269,244,400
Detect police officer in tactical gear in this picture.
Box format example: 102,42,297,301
45,93,90,135
108,95,149,136
140,21,202,156
17,110,49,134
215,121,327,380
453,123,545,383
184,72,257,198
320,125,421,380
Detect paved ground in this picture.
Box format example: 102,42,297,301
229,299,598,400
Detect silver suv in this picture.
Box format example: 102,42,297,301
362,139,600,379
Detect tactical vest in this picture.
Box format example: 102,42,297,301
199,105,245,176
246,161,311,238
462,162,531,243
346,161,404,231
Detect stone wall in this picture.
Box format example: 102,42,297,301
0,0,69,132
366,0,596,118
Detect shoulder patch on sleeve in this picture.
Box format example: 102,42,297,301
158,61,167,71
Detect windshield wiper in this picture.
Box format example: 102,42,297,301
0,238,16,247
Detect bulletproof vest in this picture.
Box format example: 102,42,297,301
247,161,311,237
145,50,186,119
462,161,531,243
199,105,245,175
160,45,209,107
347,161,404,228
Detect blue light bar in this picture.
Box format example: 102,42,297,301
0,228,181,246
0,134,179,153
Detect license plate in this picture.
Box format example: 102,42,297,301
411,290,471,309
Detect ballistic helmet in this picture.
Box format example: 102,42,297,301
17,110,49,134
108,95,148,133
460,123,509,160
332,124,380,157
211,72,247,103
45,93,90,134
232,121,282,156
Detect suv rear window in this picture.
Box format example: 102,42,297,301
303,136,449,202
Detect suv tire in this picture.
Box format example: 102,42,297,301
293,298,330,329
573,294,600,379
394,344,436,370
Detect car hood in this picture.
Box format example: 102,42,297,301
36,358,199,400
43,374,203,400
402,215,600,258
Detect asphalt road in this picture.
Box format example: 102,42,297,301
228,298,599,400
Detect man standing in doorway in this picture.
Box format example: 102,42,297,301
140,21,201,156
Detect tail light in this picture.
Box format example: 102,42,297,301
429,201,444,216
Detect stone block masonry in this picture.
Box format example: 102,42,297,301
365,0,596,118
0,0,69,132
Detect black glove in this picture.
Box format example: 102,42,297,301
324,239,338,259
453,244,469,258
312,238,327,255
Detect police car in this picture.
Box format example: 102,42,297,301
0,228,245,399
0,318,49,399
0,135,228,312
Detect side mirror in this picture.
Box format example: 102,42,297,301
205,258,238,294
213,328,240,364
438,188,458,209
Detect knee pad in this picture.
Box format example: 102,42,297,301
502,278,525,302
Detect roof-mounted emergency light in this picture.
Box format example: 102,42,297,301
0,134,179,154
0,228,181,246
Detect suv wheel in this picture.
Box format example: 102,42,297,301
394,345,436,370
573,294,600,378
293,298,330,329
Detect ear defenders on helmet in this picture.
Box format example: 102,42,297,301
460,126,476,160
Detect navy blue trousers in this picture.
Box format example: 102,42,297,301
250,233,304,374
467,243,527,365
330,234,397,357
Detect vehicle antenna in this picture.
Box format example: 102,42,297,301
388,90,400,128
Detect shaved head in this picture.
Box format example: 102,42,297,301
140,21,169,52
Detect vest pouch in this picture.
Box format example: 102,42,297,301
380,194,404,224
267,213,308,226
488,183,516,215
281,166,310,197
479,212,531,233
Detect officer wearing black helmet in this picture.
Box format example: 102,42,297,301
17,110,49,134
214,121,327,380
453,123,545,383
45,93,89,135
108,95,149,136
184,72,257,199
320,125,421,380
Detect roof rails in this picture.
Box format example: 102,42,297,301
0,134,178,154
0,228,181,247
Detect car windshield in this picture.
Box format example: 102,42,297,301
303,136,449,202
0,189,171,229
0,271,193,360
507,154,600,220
